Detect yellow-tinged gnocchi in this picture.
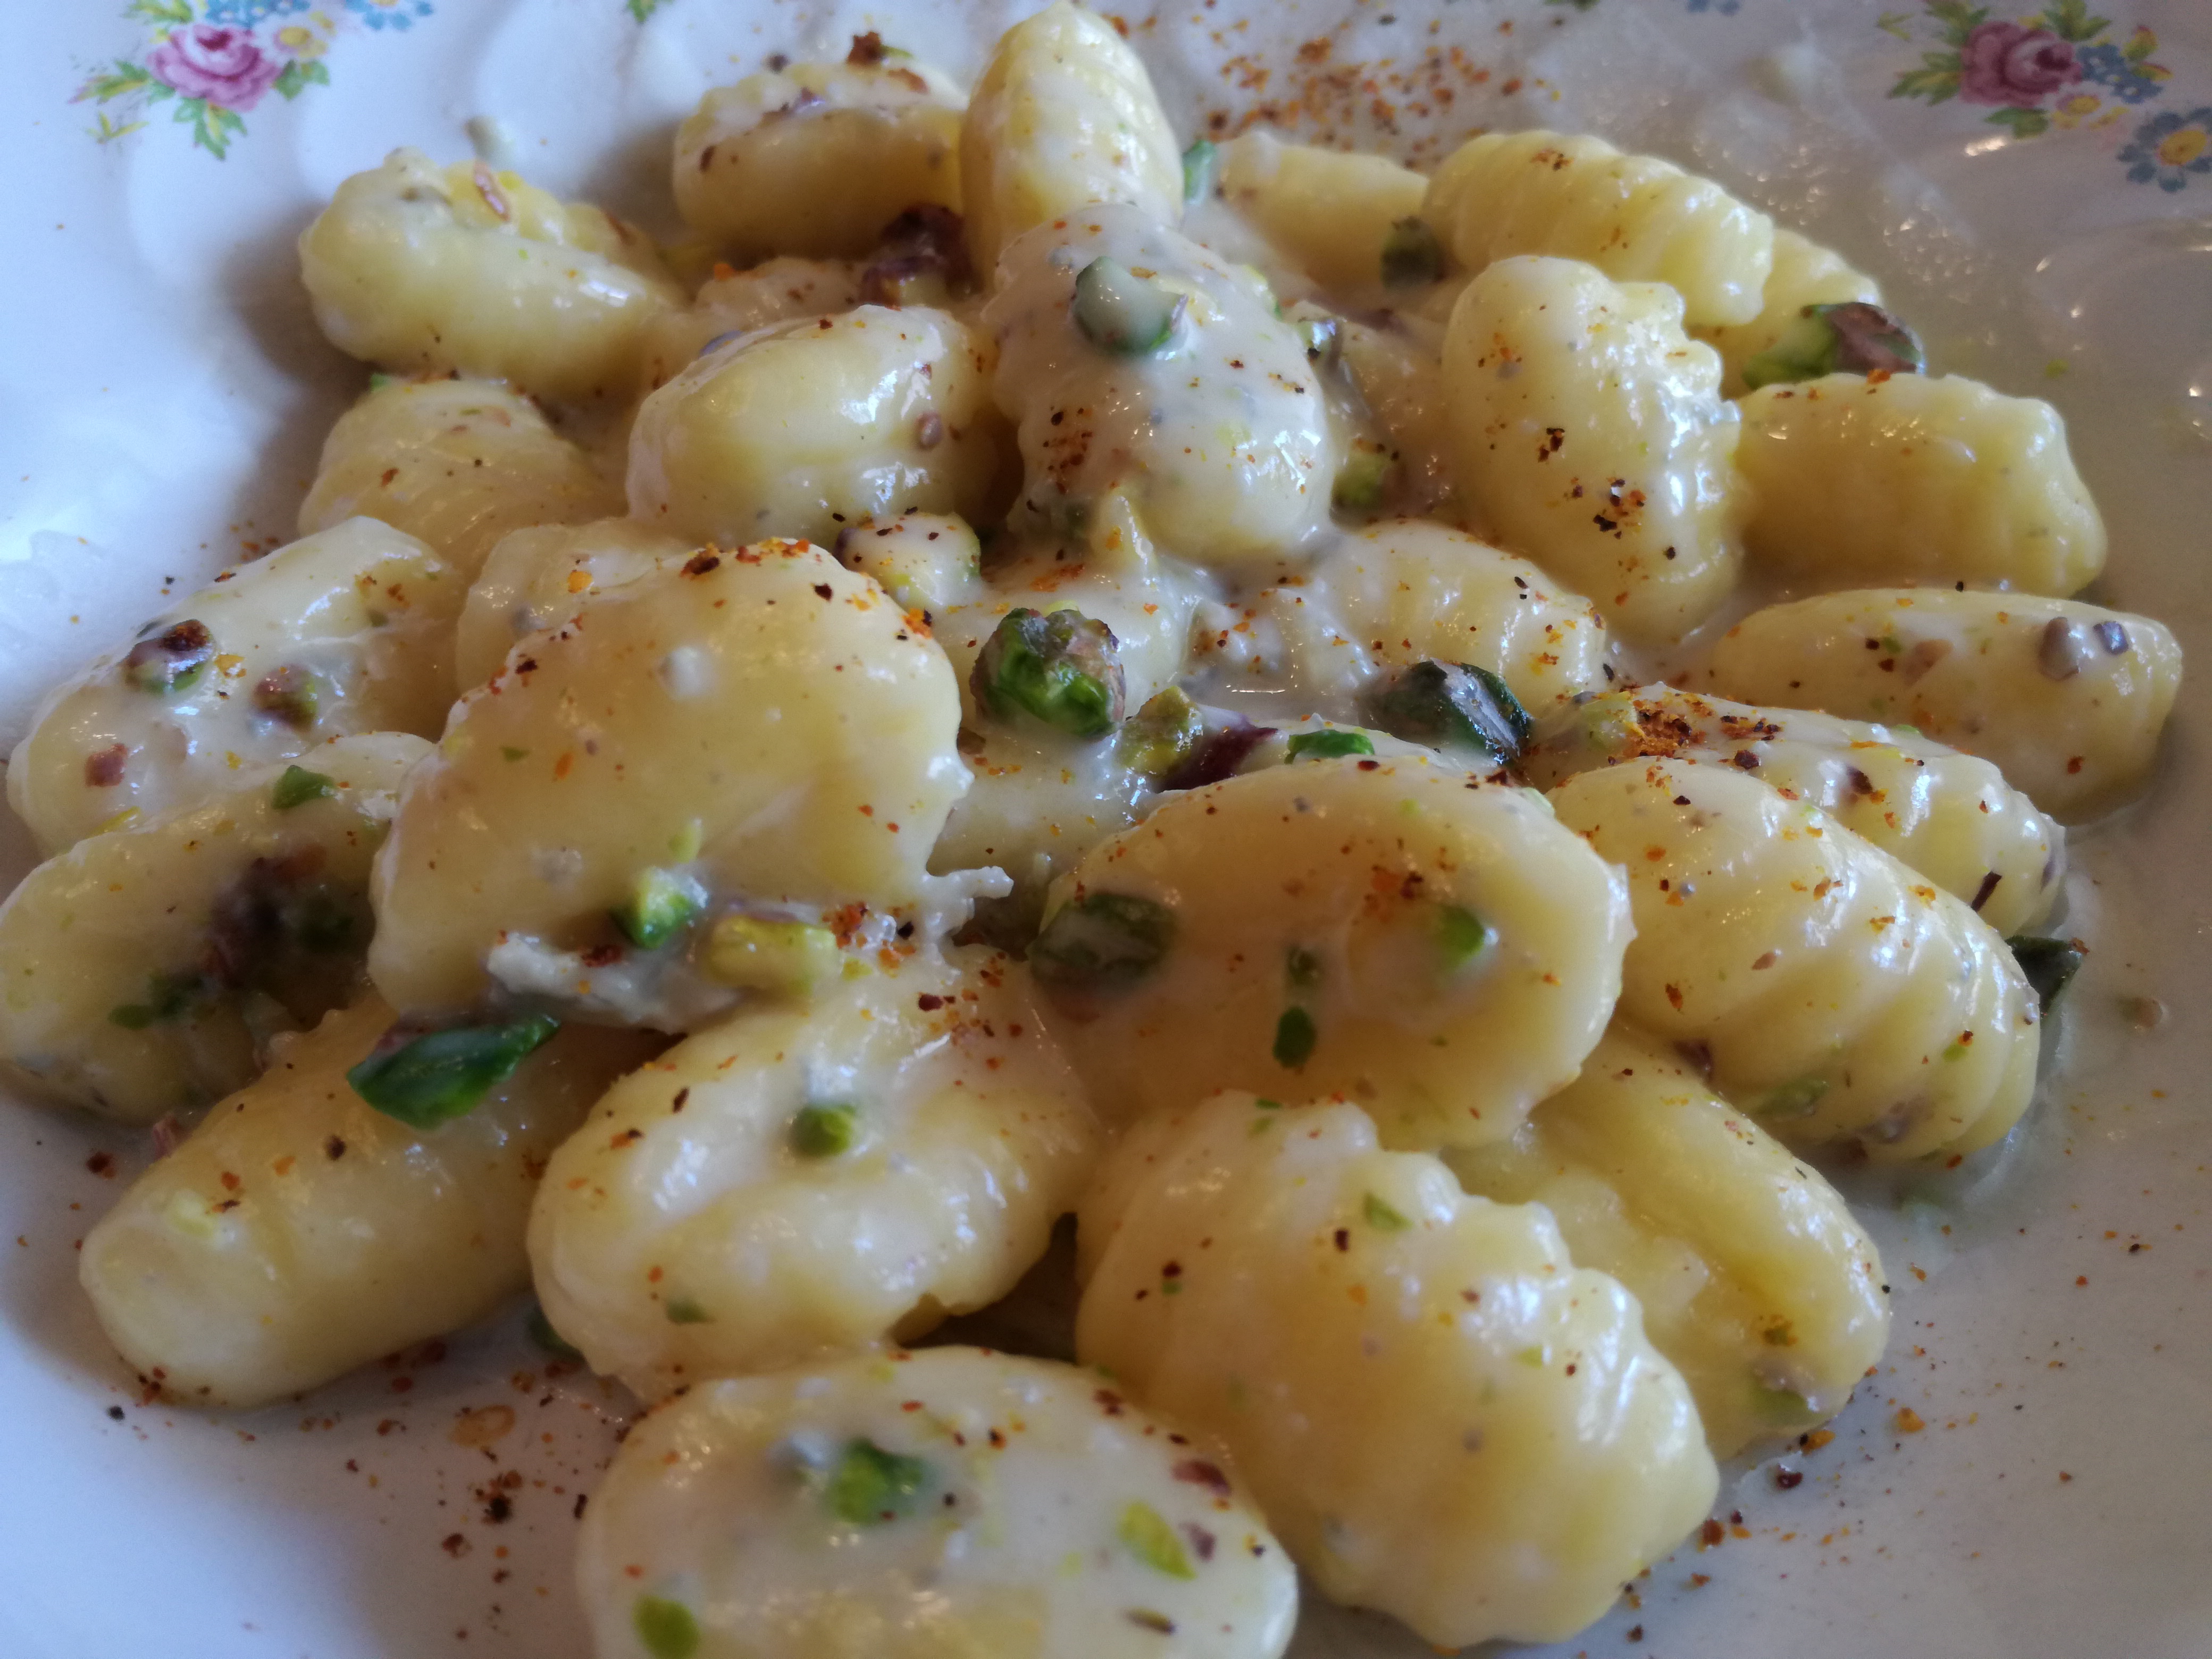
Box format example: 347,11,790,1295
1442,256,1745,645
673,54,965,262
984,206,1336,568
1448,1033,1892,1456
0,734,424,1125
1216,131,1429,295
959,0,1183,278
78,994,654,1406
455,518,691,690
634,257,863,396
1423,129,1774,328
1333,314,1457,520
1548,757,2040,1160
626,305,1014,548
832,512,987,621
527,951,1095,1402
367,540,966,1020
7,518,460,856
1034,758,1630,1150
577,1346,1297,1659
1698,589,2183,822
1691,228,1883,398
1076,1092,1716,1648
298,148,683,400
1250,518,1608,717
1736,372,2106,595
296,379,620,583
1527,685,2064,934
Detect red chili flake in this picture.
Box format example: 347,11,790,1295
813,583,834,600
1182,1522,1217,1561
671,1088,690,1113
1774,1466,1803,1489
847,29,886,64
1731,749,1760,771
682,552,722,577
441,1534,470,1557
1333,1228,1350,1252
1094,1388,1126,1416
86,1152,115,1178
1664,983,1684,1011
1700,1518,1725,1547
83,744,128,787
324,1136,347,1161
917,993,945,1011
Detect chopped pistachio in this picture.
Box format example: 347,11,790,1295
1118,1501,1197,1579
121,619,215,695
1117,685,1205,777
1362,1192,1411,1231
2007,935,2085,1011
527,1303,583,1361
1379,216,1445,287
701,915,840,995
1029,892,1175,995
1756,1075,1830,1120
971,607,1126,739
270,765,337,811
1363,660,1532,764
1750,1382,1814,1423
1741,301,1925,390
1285,728,1376,761
789,1102,858,1159
1273,1005,1317,1069
346,1015,560,1128
1180,138,1219,202
251,664,321,731
108,970,212,1031
1435,904,1493,970
825,1438,931,1526
1072,257,1185,356
664,1296,710,1326
632,1595,701,1659
1331,448,1392,512
612,868,707,951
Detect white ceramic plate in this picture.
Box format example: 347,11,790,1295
4,2,2209,1655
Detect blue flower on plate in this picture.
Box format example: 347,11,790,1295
1686,0,1742,12
201,0,314,23
2076,43,2163,106
345,0,435,31
2119,108,2212,194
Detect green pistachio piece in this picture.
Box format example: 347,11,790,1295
789,1101,858,1159
251,664,321,731
632,1596,701,1659
1029,892,1175,995
1379,216,1444,287
1273,1005,1317,1069
270,765,337,811
613,868,707,951
664,1296,711,1325
527,1303,583,1361
702,916,840,995
1363,660,1532,764
1181,138,1219,202
1117,685,1205,777
1073,257,1185,356
2007,935,2085,1011
346,1015,560,1128
1362,1192,1411,1231
1741,301,1925,391
1756,1075,1831,1120
1285,728,1376,761
108,970,214,1030
1118,1500,1197,1578
1331,448,1392,512
825,1438,931,1526
971,607,1126,739
121,619,215,696
1435,904,1493,970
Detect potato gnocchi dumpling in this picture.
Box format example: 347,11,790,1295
673,54,966,263
1527,685,2065,934
527,951,1095,1401
1691,227,1883,398
1448,1033,1892,1457
634,257,864,396
7,518,460,855
984,205,1335,568
832,512,988,622
0,734,424,1125
1549,757,2040,1160
79,994,653,1406
1736,373,2106,595
1216,132,1429,295
296,379,620,582
1035,757,1630,1151
298,148,683,400
1443,256,1744,644
959,0,1183,277
1423,129,1774,328
1077,1093,1716,1649
578,1346,1297,1659
1699,589,2184,822
454,518,691,689
1333,315,1459,520
368,540,967,1019
1250,518,1608,717
626,305,1013,548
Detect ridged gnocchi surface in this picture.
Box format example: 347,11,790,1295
1699,588,2184,822
79,994,652,1406
1736,373,2106,595
0,734,423,1124
1036,757,1630,1151
1216,132,1429,295
984,206,1335,568
673,55,966,262
296,379,619,583
1077,1092,1716,1648
298,148,682,400
626,305,1012,548
577,1347,1298,1659
959,0,1183,277
1423,129,1775,328
1449,1032,1892,1456
1549,757,2040,1159
367,540,966,1019
529,949,1095,1402
1443,256,1744,644
1527,685,2065,934
7,518,460,855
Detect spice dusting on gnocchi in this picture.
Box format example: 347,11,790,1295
2,3,2183,1654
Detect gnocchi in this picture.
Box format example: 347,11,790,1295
1215,131,1430,295
454,518,690,690
633,257,863,396
1077,1092,1717,1648
1691,227,1883,398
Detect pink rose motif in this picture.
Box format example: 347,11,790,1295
146,23,283,112
1958,21,2083,108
